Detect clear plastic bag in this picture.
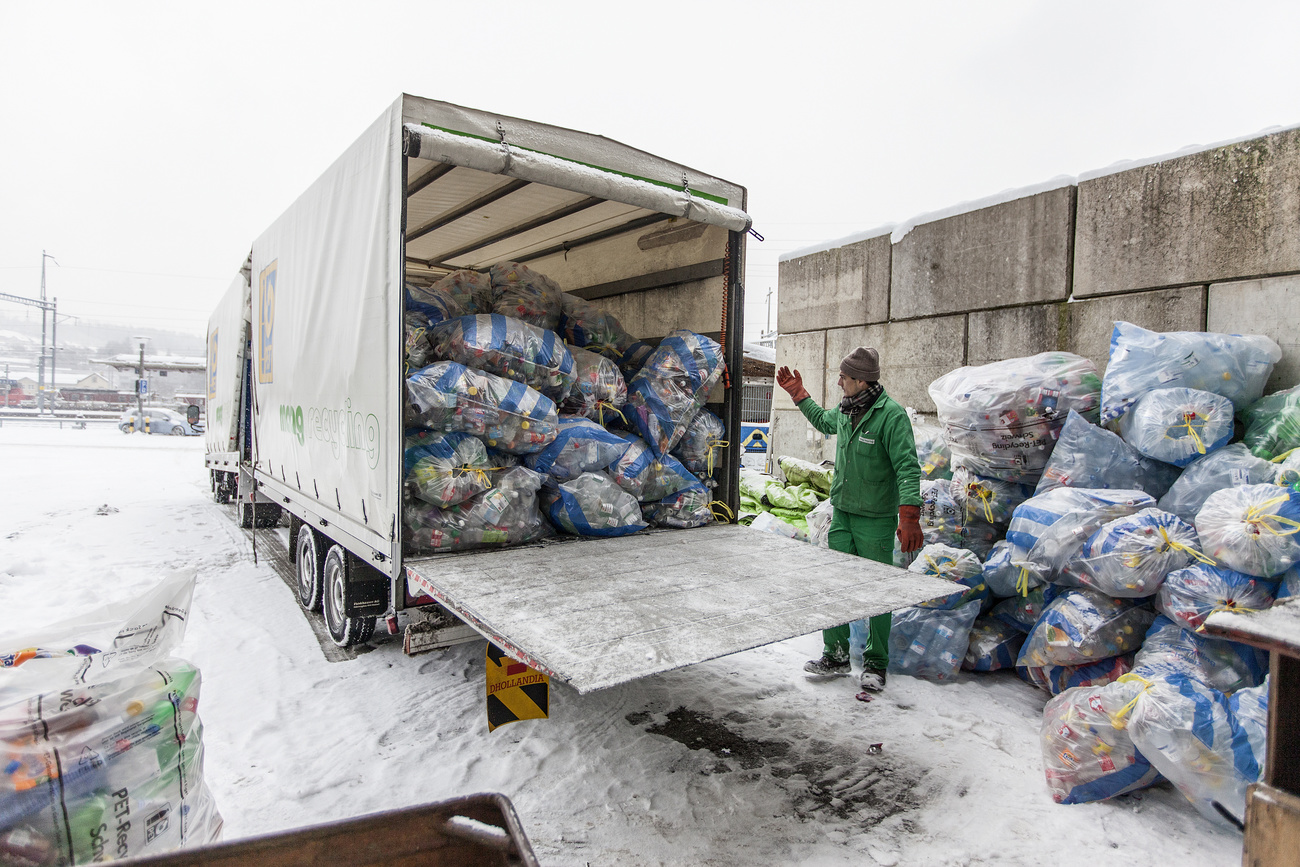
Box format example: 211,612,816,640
1195,483,1300,577
911,415,952,480
749,511,808,542
1040,676,1162,804
1116,388,1234,468
1240,383,1300,459
982,540,1041,597
1277,564,1300,599
1007,488,1155,586
806,499,834,548
558,292,635,358
674,410,728,478
916,480,999,560
1127,672,1263,827
404,466,553,553
489,261,564,332
624,331,726,457
427,313,576,403
404,312,437,374
909,543,988,610
887,598,982,681
990,587,1047,634
951,467,1034,527
928,352,1102,484
559,344,627,423
608,432,699,502
777,455,834,495
1074,508,1204,598
1155,563,1279,632
523,416,631,482
1132,615,1267,695
1100,321,1281,424
429,269,493,315
405,281,464,327
644,481,715,529
962,617,1025,671
1017,588,1155,668
406,361,559,455
1019,654,1133,696
1157,444,1279,523
543,471,648,537
1034,410,1182,499
404,429,495,507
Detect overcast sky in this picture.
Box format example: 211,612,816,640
3,1,1300,345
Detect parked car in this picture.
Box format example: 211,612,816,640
119,407,202,436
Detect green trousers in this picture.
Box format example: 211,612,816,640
822,509,895,669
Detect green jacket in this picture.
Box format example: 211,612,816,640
797,392,922,518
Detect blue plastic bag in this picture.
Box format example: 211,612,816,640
1074,508,1204,598
406,361,559,455
1133,615,1268,695
1017,588,1155,668
1034,410,1182,499
624,331,726,457
1155,564,1278,632
524,416,631,481
962,617,1025,671
543,472,648,537
427,313,576,402
887,598,982,681
1007,487,1155,586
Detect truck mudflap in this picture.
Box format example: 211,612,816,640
404,524,956,694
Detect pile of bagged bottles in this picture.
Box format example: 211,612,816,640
792,322,1300,828
401,261,727,554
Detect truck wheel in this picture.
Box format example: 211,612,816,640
322,545,374,647
295,524,325,612
239,499,254,528
170,425,185,436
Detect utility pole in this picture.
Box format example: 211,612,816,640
37,251,57,413
765,287,773,337
136,339,147,428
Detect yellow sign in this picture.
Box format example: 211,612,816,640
486,643,549,732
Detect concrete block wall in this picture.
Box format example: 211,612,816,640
774,126,1300,465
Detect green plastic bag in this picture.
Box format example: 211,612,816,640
1240,384,1300,459
778,455,834,494
764,479,802,510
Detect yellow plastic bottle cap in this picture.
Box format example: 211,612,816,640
521,421,529,429
488,440,497,446
468,387,478,395
125,699,145,717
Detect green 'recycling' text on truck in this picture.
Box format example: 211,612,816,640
203,94,950,694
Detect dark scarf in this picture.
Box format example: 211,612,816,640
840,382,884,423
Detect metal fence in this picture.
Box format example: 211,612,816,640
741,379,773,424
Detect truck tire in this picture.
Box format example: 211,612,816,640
239,499,254,528
295,524,325,612
322,544,375,647
170,425,185,436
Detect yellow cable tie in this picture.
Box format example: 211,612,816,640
1016,567,1031,597
709,500,734,523
706,440,730,477
1110,673,1155,728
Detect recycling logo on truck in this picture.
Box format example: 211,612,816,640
258,260,276,384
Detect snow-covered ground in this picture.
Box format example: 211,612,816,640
0,428,1246,865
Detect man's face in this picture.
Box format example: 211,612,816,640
838,374,870,397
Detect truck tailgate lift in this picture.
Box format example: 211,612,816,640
406,524,955,694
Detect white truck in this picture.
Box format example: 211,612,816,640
205,94,950,693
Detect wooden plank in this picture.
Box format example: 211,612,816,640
1268,654,1300,796
116,794,538,867
405,525,956,694
1202,598,1300,658
1243,783,1300,867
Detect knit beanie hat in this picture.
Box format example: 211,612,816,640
840,347,880,382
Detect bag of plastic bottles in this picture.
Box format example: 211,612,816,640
962,617,1025,671
625,331,726,457
404,429,497,507
427,314,576,402
990,588,1047,633
1018,588,1156,668
1073,508,1205,598
952,467,1034,527
1239,383,1300,459
406,361,559,455
915,480,999,560
910,544,988,610
911,415,952,480
1155,564,1278,632
523,416,631,482
544,471,648,537
1195,484,1300,577
607,339,657,378
1157,444,1278,522
608,432,699,502
887,598,982,681
1100,321,1282,424
982,540,1038,597
489,261,564,332
1020,654,1134,696
405,282,463,327
1040,675,1163,804
429,269,494,315
1132,615,1267,695
1034,410,1182,499
806,500,834,548
1127,672,1265,827
558,292,635,357
405,466,552,553
1007,488,1156,586
559,344,627,422
1277,565,1300,599
404,312,436,374
0,576,222,862
673,410,727,478
928,352,1102,484
644,481,715,529
777,454,833,495
1116,388,1234,468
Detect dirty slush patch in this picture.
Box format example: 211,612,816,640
632,707,922,828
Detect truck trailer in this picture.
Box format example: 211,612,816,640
205,94,950,694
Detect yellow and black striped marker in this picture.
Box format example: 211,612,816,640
486,643,549,732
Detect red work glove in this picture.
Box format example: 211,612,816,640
776,366,810,404
897,504,924,553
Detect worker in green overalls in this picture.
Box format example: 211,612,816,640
777,347,923,692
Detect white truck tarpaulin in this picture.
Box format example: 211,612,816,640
402,123,753,234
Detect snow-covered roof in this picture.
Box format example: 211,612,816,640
743,341,775,364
